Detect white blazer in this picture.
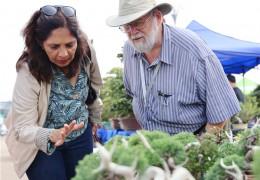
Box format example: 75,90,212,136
5,42,103,178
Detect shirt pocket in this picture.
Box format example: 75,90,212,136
153,91,178,122
176,91,205,125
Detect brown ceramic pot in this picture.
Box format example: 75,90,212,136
118,117,141,131
109,118,121,129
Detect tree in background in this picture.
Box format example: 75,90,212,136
251,85,260,108
99,53,133,121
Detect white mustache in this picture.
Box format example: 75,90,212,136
130,33,144,40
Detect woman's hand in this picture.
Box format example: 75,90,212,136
49,120,84,146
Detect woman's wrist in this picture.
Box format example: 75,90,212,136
49,129,58,143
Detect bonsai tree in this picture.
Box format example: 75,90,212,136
73,130,192,180
100,67,134,121
251,85,260,118
238,95,259,123
252,150,260,180
204,154,246,180
100,52,135,122
251,85,260,108
73,127,260,180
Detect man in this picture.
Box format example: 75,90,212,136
226,74,245,126
227,74,246,103
106,0,240,135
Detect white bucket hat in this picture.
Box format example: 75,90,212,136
106,0,173,27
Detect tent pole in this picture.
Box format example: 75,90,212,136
243,74,245,93
242,68,245,94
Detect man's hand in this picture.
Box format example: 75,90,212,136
205,120,227,133
49,120,84,146
197,120,227,140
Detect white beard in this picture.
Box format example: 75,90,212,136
129,18,159,53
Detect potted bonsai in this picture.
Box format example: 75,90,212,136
73,126,260,180
100,67,141,131
100,67,123,129
232,95,259,130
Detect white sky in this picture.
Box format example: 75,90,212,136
0,0,260,101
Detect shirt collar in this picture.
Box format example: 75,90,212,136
160,23,173,65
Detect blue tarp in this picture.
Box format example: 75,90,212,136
186,20,260,74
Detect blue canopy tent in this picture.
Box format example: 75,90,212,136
186,20,260,74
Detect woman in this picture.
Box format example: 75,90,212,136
5,5,103,180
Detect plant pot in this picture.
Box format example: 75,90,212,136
118,117,141,131
232,123,248,130
109,118,121,129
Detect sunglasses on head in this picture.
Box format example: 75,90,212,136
40,5,76,17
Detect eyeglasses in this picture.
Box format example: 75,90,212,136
40,5,76,17
119,13,153,33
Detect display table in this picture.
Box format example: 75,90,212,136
97,128,136,144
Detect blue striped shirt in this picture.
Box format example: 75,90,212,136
123,23,241,135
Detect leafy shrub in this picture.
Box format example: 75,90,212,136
251,85,260,108
72,154,102,180
239,95,259,123
73,128,260,180
252,150,260,180
100,67,133,121
148,138,187,167
218,142,238,157
236,128,260,156
185,138,219,178
111,145,151,174
127,130,170,146
204,154,245,180
172,131,198,146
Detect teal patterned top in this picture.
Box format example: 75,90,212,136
44,67,89,143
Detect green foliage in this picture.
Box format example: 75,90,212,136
184,131,229,178
148,138,187,167
104,135,130,150
117,53,123,62
172,132,198,146
199,140,220,173
110,98,133,117
185,139,219,178
127,130,170,146
236,129,252,155
204,154,245,180
100,67,133,121
72,153,103,180
107,136,155,174
200,130,229,146
251,84,260,108
74,130,187,179
105,130,186,169
218,142,238,157
239,95,260,123
74,128,260,180
111,146,151,174
252,150,260,180
185,146,202,178
236,128,260,155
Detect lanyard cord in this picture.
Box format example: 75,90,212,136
140,59,162,106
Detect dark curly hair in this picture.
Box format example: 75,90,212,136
16,7,89,83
